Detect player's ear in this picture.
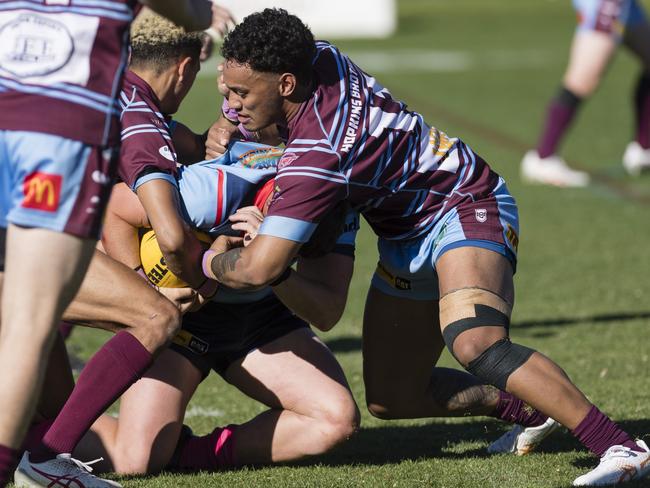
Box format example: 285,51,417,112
177,56,194,81
278,72,297,97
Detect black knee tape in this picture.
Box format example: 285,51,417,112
442,304,510,356
0,227,5,273
557,86,582,108
465,338,535,390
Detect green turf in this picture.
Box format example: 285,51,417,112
67,1,650,486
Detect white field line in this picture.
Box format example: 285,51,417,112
183,405,225,419
104,405,224,418
199,48,551,77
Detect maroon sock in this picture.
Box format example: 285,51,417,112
572,405,641,457
31,331,152,462
170,425,237,471
537,87,581,158
0,444,19,488
634,73,650,148
491,390,548,427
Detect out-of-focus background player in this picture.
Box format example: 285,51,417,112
522,0,650,186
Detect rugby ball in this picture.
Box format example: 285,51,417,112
140,229,212,288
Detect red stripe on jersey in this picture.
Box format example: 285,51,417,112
253,178,275,212
215,169,225,225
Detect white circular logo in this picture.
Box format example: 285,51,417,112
159,145,176,162
0,14,74,77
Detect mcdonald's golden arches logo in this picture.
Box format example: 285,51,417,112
22,172,62,212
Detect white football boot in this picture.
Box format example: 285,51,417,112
487,417,561,456
622,141,650,176
573,439,650,486
14,451,121,488
521,150,590,187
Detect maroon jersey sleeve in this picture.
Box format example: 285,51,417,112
118,127,178,189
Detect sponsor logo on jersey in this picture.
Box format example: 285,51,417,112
277,152,298,170
158,145,176,162
341,67,363,153
376,262,411,290
268,184,283,208
172,329,209,355
505,224,519,252
22,172,62,212
0,14,74,77
239,146,283,169
475,208,487,223
429,127,454,158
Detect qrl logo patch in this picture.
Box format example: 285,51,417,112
22,172,62,212
475,208,487,223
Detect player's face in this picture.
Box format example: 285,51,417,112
222,61,284,131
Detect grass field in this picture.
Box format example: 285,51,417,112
68,1,650,486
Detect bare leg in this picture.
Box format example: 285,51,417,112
72,349,202,474
362,287,500,420
80,328,359,472
0,226,95,448
224,327,359,464
563,31,617,98
435,247,591,430
63,250,184,354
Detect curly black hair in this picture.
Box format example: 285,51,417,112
221,8,316,84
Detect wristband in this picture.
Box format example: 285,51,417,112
202,249,218,280
197,278,218,298
270,267,292,287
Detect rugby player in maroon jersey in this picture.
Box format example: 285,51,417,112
203,9,650,486
0,2,229,486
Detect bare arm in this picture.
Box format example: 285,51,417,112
205,234,302,289
101,183,150,268
272,253,353,331
140,0,212,31
172,122,207,164
136,179,206,289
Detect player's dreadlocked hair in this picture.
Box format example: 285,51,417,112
221,8,317,84
130,10,203,74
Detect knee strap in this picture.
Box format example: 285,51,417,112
466,338,535,390
440,288,512,355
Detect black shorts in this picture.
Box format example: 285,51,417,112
169,293,309,378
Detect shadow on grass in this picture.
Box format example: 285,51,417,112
115,420,650,485
325,311,650,352
514,311,650,330
298,418,650,467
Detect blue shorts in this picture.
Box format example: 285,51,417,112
371,178,519,301
573,0,646,40
0,131,117,239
